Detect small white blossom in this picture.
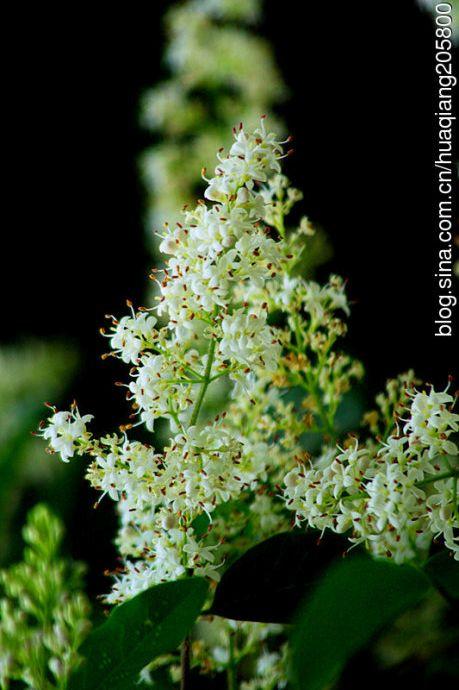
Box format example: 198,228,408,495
284,386,459,562
403,388,459,458
219,308,281,374
108,310,157,364
41,407,93,462
128,352,194,431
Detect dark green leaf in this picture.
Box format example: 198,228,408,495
69,577,208,690
291,555,431,690
209,531,345,623
425,551,459,601
191,512,211,538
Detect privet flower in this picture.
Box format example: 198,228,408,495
41,119,459,578
41,405,93,462
39,120,373,612
39,117,457,688
283,381,459,562
40,119,295,601
107,307,158,364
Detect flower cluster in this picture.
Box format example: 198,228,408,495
39,117,458,689
41,405,93,462
154,122,285,337
0,505,90,689
41,120,293,602
284,382,459,562
106,306,158,364
40,119,370,619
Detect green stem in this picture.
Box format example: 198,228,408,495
163,378,204,385
302,375,336,440
180,636,191,690
169,406,185,434
189,337,217,427
209,366,238,382
342,491,369,503
292,314,303,351
227,633,238,690
290,314,336,440
452,476,458,520
276,214,286,240
416,469,459,487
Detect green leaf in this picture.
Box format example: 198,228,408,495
209,531,345,623
425,551,459,601
69,577,208,690
291,555,431,690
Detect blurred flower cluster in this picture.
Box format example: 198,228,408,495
141,619,288,689
0,504,90,689
140,0,286,234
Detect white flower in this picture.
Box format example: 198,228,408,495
128,352,193,431
106,524,222,604
219,308,281,373
283,385,459,562
105,556,183,605
108,311,157,364
249,493,287,535
41,407,93,462
256,651,280,676
403,387,459,458
427,481,459,560
160,425,248,517
86,437,163,506
271,275,301,309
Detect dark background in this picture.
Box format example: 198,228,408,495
3,1,457,594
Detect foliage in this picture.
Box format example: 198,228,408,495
209,531,344,623
425,551,459,601
69,578,207,690
290,555,431,690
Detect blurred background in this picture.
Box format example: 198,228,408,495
2,0,457,629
